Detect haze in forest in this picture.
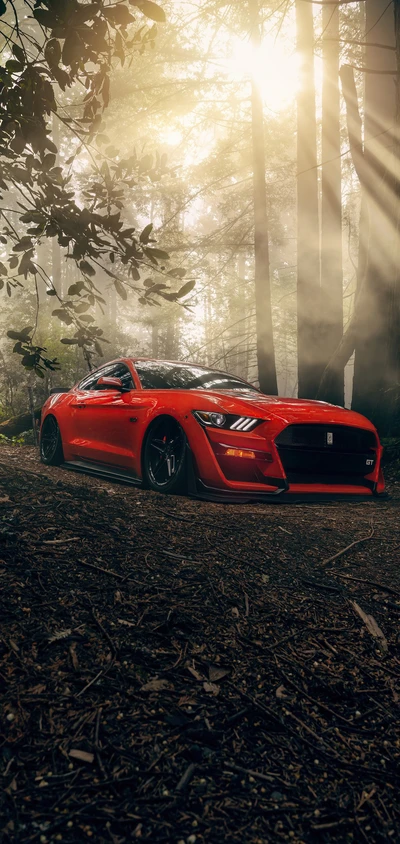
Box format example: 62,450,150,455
0,0,399,436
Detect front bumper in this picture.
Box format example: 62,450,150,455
186,420,386,503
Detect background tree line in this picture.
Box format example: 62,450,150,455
0,0,399,437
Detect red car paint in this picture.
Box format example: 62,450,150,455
40,357,385,500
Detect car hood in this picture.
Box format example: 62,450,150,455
197,390,377,431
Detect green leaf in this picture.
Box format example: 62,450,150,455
33,8,57,27
94,341,103,356
60,338,79,345
0,1,6,15
143,277,154,287
12,237,33,252
12,44,25,65
6,60,24,72
145,247,169,260
44,38,61,67
114,279,127,300
0,262,7,275
104,5,135,26
68,281,85,296
46,289,57,296
79,260,96,277
176,279,196,298
167,267,186,279
7,330,29,342
132,1,166,23
52,309,73,325
74,302,91,313
140,223,153,244
145,283,168,295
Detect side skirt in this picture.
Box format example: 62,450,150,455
62,460,143,487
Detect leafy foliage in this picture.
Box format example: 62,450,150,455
0,0,193,375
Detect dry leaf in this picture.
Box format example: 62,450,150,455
117,617,135,627
141,678,173,692
0,495,10,503
186,664,204,681
69,749,94,764
203,681,220,695
208,665,230,682
276,684,288,699
231,607,240,617
27,684,46,695
351,601,388,654
261,574,270,584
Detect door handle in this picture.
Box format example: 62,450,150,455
72,403,86,409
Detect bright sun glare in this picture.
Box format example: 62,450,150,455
224,35,299,113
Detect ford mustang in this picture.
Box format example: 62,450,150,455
39,357,386,501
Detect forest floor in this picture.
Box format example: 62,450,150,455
0,445,400,844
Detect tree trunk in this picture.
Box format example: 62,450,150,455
351,0,398,432
320,1,343,406
296,0,321,399
249,0,278,395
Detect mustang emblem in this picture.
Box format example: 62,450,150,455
326,432,333,445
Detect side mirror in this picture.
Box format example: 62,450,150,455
96,376,124,391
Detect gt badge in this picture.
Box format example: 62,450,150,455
326,432,333,445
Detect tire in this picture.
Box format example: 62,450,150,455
142,416,187,494
40,415,64,465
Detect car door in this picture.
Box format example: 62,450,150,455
69,363,140,470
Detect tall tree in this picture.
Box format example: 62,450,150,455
249,0,278,395
320,0,343,406
350,0,397,430
296,0,321,399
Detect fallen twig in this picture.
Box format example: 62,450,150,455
176,763,196,792
223,761,275,783
319,526,375,567
327,572,400,596
79,560,125,579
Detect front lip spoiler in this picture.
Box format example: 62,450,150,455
191,480,388,504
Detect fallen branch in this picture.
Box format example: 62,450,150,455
0,408,41,438
319,526,375,567
328,572,400,596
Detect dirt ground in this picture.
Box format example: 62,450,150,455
1,445,400,843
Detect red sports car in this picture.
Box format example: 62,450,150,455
39,357,385,501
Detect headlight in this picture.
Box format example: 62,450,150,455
193,411,263,431
193,411,226,427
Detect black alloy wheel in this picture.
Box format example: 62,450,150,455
143,417,187,494
40,416,64,465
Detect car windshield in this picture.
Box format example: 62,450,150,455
134,361,260,392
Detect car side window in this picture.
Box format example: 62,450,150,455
111,364,135,391
78,372,101,391
78,363,135,391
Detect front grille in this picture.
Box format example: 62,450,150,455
275,424,376,452
275,425,377,487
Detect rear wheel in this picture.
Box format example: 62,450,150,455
40,416,64,465
143,417,187,494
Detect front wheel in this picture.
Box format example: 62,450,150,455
142,417,187,494
40,416,64,465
